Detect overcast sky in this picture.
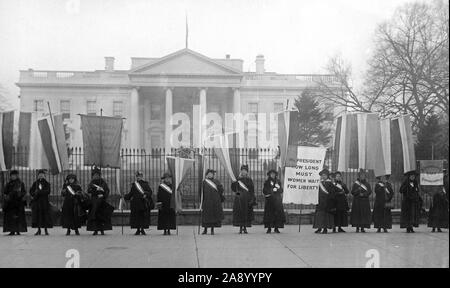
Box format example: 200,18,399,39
0,0,418,107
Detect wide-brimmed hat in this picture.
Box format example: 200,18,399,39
240,164,249,172
91,165,101,176
335,171,342,176
66,174,77,181
37,169,47,175
267,169,278,176
161,172,172,180
358,169,368,177
205,169,216,176
135,171,144,177
319,168,330,176
329,172,336,178
404,170,418,177
10,170,19,176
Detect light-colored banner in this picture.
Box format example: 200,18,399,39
282,146,326,205
420,160,444,186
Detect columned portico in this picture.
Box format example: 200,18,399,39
129,87,142,149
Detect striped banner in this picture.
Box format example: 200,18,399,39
382,115,416,177
212,133,240,182
166,156,195,213
0,111,14,171
277,110,299,169
333,113,386,175
38,114,69,175
17,112,50,170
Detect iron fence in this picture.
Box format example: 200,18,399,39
1,146,438,211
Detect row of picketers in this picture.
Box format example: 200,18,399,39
2,165,449,236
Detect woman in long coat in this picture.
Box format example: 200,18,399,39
30,169,53,235
157,172,176,235
61,174,88,235
2,170,27,235
263,169,285,233
313,169,336,234
124,171,154,235
231,164,256,234
333,171,349,233
399,171,421,233
372,175,394,233
350,169,372,232
86,166,113,235
201,169,225,235
427,169,448,232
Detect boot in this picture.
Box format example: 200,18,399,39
410,228,415,233
338,227,346,233
44,228,49,236
16,232,21,235
332,227,336,233
202,228,208,235
383,228,388,233
35,228,41,236
377,228,381,233
211,228,214,235
66,229,71,236
274,228,280,234
356,227,360,233
239,227,243,234
243,227,248,234
100,230,105,235
321,228,328,234
437,228,442,233
266,228,272,234
135,229,141,235
163,230,167,235
8,232,15,236
167,230,171,235
314,229,322,234
361,228,366,233
431,228,436,233
140,229,146,235
75,229,80,236
93,231,98,236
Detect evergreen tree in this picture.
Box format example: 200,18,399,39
293,90,332,146
416,114,448,160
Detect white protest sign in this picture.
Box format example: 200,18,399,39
282,146,327,205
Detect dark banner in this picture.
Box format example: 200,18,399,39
80,114,123,168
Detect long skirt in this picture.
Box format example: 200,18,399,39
350,197,371,228
334,210,348,227
427,194,449,229
372,207,392,229
157,208,176,230
130,208,151,229
400,199,420,228
313,210,334,229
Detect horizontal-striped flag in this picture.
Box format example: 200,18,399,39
166,156,195,213
38,114,69,175
380,115,416,177
333,113,385,175
0,111,14,171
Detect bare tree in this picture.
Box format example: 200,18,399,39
366,0,449,131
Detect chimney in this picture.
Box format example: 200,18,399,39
255,54,265,74
105,57,115,72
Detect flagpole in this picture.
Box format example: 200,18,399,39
298,207,302,232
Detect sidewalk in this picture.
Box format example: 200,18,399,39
0,225,448,268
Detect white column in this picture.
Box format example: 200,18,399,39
233,88,241,114
165,88,173,153
232,88,244,148
199,88,207,147
129,87,141,149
